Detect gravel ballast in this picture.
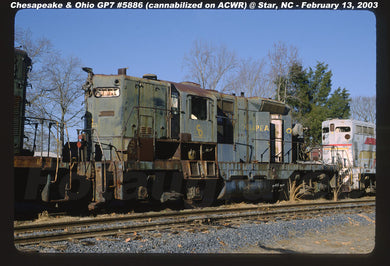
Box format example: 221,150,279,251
16,211,375,254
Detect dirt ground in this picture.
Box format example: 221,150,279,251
235,217,375,254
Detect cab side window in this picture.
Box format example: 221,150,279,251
190,96,207,120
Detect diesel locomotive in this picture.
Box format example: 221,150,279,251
322,119,376,194
14,51,373,211
58,67,337,209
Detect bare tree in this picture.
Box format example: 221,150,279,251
15,27,54,109
15,27,53,63
15,27,85,153
350,95,376,123
267,41,301,101
225,58,272,98
15,27,54,153
38,54,85,145
182,40,238,91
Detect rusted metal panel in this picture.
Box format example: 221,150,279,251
138,137,154,161
181,160,218,179
127,138,138,161
218,161,337,181
171,82,216,98
113,161,124,200
13,156,64,170
180,133,191,142
99,110,115,116
217,179,275,201
202,160,218,177
77,161,93,178
126,160,182,171
181,161,191,178
93,162,105,204
259,99,290,115
14,156,44,168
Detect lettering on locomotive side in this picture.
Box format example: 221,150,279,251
247,124,270,132
196,124,204,138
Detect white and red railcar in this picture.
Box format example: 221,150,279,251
322,119,376,193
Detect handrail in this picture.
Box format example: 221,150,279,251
93,128,107,193
51,122,60,184
327,146,354,186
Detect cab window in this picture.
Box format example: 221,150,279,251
322,127,329,133
335,126,350,133
189,96,207,120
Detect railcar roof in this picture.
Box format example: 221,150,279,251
322,119,375,128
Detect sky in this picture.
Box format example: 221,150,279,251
14,8,376,97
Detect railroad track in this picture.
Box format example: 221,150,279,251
14,198,375,246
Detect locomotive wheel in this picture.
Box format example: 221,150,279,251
184,179,219,208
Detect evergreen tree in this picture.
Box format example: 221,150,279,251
327,88,351,119
282,62,350,145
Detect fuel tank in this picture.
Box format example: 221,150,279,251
217,179,283,201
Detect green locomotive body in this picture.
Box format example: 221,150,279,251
76,68,336,209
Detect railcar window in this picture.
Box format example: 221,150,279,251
335,126,350,132
171,93,179,109
322,127,329,133
190,96,207,120
355,125,375,135
362,126,375,135
330,124,334,132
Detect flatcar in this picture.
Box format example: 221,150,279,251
322,119,376,194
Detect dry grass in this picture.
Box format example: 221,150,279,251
288,180,305,202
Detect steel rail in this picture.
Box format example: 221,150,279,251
14,198,375,233
14,199,375,245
